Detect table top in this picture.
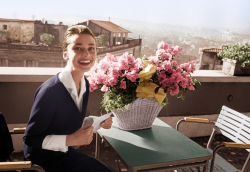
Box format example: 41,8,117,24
98,117,212,167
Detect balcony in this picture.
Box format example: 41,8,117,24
1,67,250,171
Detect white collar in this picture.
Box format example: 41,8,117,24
59,65,86,97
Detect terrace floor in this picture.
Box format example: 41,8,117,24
11,134,248,172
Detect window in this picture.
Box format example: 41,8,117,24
113,33,116,36
3,25,7,30
118,33,121,37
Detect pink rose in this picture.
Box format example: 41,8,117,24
98,59,110,72
89,83,98,92
106,53,118,62
101,85,109,92
120,80,126,89
168,84,179,96
160,53,172,61
188,85,195,90
118,56,129,70
147,56,160,65
156,49,166,56
157,41,169,51
125,70,138,82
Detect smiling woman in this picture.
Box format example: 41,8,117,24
23,25,114,172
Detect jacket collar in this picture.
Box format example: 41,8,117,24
59,65,86,97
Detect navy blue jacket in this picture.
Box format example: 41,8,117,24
23,73,89,157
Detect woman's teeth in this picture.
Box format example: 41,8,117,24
79,61,90,64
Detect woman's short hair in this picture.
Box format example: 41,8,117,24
62,25,96,52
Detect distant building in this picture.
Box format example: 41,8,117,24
242,39,250,45
0,18,68,47
78,20,131,46
0,18,34,43
0,18,68,67
198,47,223,70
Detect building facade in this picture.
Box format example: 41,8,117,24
0,18,68,47
78,20,131,46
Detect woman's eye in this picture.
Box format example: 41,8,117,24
75,47,81,50
89,47,95,51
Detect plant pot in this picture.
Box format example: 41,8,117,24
222,59,250,76
112,98,163,131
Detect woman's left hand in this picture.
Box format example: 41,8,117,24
101,116,113,129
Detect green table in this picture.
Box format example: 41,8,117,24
95,118,212,172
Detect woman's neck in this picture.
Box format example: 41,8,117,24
70,69,84,96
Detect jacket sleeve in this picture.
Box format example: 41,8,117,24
23,86,57,149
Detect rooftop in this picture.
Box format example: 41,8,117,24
83,20,131,33
0,18,34,23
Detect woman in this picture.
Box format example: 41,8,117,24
23,25,114,172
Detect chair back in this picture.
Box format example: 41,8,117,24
214,105,250,152
0,112,14,162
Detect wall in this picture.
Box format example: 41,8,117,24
1,69,250,124
0,47,66,67
0,22,34,43
1,81,250,124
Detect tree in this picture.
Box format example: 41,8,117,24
96,34,109,47
0,29,6,40
39,32,55,45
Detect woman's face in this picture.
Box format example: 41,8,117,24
63,34,97,74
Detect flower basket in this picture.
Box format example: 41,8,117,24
112,98,163,130
222,59,250,76
87,41,200,131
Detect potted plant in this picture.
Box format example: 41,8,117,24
87,41,200,130
218,43,250,76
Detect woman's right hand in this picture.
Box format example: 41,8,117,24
66,123,94,146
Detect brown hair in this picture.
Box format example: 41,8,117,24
62,25,96,52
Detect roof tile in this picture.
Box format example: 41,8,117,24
89,20,131,33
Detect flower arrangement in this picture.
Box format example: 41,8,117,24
218,43,250,67
87,41,200,113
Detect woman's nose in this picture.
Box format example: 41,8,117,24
81,49,89,57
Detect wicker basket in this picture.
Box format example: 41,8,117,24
112,98,163,131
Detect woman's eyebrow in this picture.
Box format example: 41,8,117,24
75,43,82,45
74,43,95,46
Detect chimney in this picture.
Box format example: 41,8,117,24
109,17,110,21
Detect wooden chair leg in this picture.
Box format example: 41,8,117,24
207,129,216,149
242,153,250,172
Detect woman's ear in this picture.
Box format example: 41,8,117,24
63,52,69,61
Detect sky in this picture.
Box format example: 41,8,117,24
1,0,250,31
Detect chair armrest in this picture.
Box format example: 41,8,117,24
13,127,26,133
0,161,31,169
184,117,210,123
223,142,250,149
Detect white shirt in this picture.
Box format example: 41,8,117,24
42,65,86,153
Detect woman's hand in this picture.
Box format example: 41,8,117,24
66,123,94,146
101,117,113,129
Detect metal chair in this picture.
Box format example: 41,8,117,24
176,105,250,172
0,112,45,172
